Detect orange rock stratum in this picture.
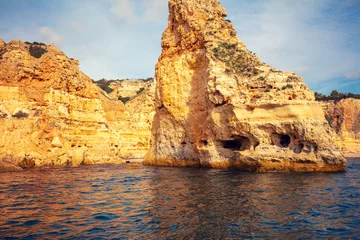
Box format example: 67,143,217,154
144,0,347,172
0,39,129,169
321,98,360,158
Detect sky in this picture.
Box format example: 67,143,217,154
1,0,360,94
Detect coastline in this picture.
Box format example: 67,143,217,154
343,152,360,158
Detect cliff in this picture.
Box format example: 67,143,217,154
144,0,346,172
321,98,360,157
0,39,127,170
92,78,156,159
108,78,153,102
120,81,156,159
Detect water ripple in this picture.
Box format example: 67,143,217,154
0,159,359,238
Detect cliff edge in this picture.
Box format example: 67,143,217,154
144,0,346,172
321,98,360,157
0,39,127,169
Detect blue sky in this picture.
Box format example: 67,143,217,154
1,0,360,94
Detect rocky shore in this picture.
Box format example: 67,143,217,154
1,0,358,172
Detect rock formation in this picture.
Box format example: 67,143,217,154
0,39,127,168
92,78,156,159
144,0,346,172
108,78,153,102
120,81,156,159
321,99,360,157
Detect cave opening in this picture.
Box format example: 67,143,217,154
221,137,251,151
280,135,291,147
293,143,304,154
271,133,291,148
200,140,208,146
222,140,241,150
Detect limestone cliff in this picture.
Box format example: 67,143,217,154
120,81,156,159
93,78,156,159
144,0,346,172
108,78,153,101
0,39,127,168
321,99,360,157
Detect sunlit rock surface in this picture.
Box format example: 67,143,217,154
321,99,360,157
0,39,126,167
144,0,346,172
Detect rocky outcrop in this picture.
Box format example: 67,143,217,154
321,99,360,157
108,78,153,102
144,0,346,172
0,153,23,173
120,81,156,159
93,78,156,159
0,40,126,168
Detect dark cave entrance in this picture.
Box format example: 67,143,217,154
271,133,291,148
221,137,251,151
280,135,291,147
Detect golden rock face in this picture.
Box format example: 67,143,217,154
108,79,153,100
117,80,157,159
144,0,347,171
0,40,126,167
321,99,360,157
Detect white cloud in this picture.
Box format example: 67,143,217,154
226,0,360,86
4,0,359,93
39,27,64,46
109,0,136,20
346,69,360,79
108,0,168,22
144,0,168,21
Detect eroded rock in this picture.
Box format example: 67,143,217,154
321,98,360,157
144,0,346,172
0,39,126,168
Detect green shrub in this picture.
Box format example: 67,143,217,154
12,111,29,118
144,77,153,82
119,96,130,104
136,87,145,95
29,45,47,58
281,84,293,90
212,43,261,77
258,76,265,81
315,91,360,102
32,41,46,46
98,84,114,94
0,48,6,59
95,79,114,94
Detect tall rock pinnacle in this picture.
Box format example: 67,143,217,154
144,0,347,172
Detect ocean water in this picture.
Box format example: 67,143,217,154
0,159,359,239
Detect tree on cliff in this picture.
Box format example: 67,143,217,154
315,90,360,101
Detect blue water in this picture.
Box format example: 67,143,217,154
0,159,359,239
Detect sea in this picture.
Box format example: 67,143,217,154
0,159,359,239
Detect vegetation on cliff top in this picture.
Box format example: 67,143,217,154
212,43,261,77
94,79,115,94
26,42,48,59
315,90,360,102
93,78,153,102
